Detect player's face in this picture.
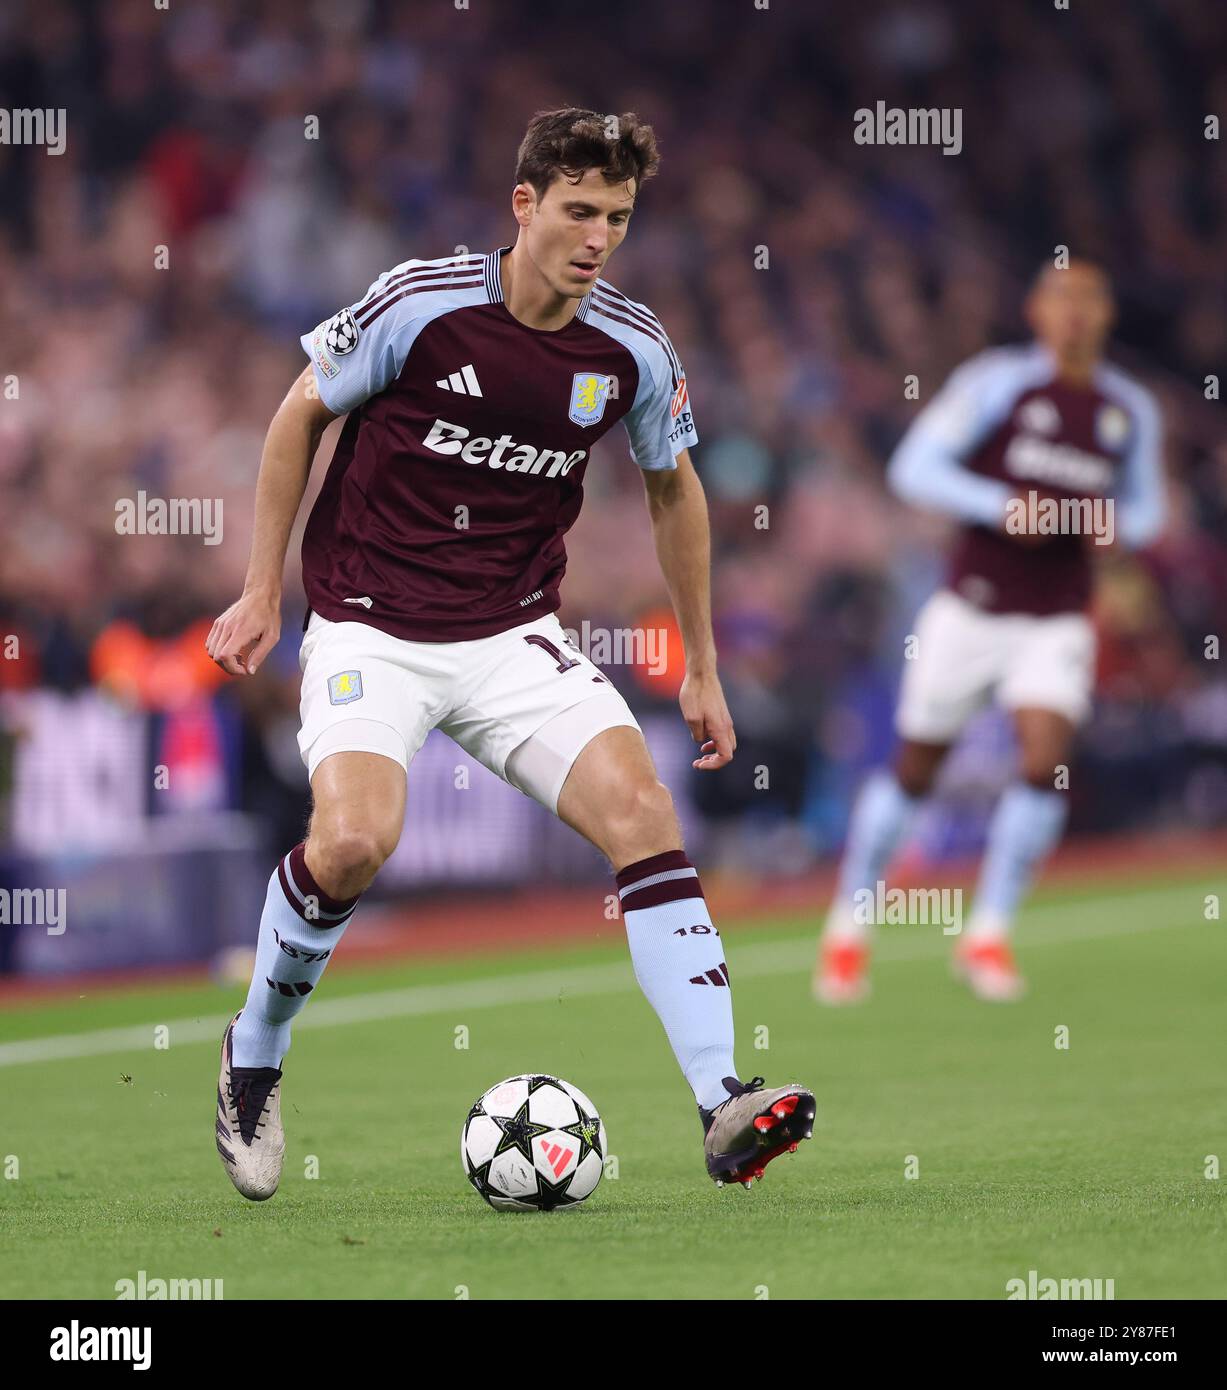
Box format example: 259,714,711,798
1026,264,1114,363
521,167,635,297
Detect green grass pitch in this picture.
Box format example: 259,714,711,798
1,867,1224,1300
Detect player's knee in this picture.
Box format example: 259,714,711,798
636,779,680,836
895,753,937,799
307,821,395,896
1019,760,1063,792
603,778,680,856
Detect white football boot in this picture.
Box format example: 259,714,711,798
701,1077,817,1189
215,1010,285,1200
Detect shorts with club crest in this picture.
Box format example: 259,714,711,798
296,610,641,813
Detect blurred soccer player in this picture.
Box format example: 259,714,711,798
816,260,1164,1004
207,109,813,1200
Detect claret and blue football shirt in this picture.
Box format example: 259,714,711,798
299,247,697,641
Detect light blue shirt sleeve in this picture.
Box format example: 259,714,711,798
887,349,1044,527
621,341,697,472
300,266,416,416
1105,379,1165,548
301,257,493,415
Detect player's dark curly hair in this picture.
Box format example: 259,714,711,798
515,108,660,198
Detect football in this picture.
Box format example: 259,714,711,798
461,1073,607,1211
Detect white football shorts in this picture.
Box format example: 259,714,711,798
895,589,1096,743
297,611,641,813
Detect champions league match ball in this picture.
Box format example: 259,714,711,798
461,1074,607,1211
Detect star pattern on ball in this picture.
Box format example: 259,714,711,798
532,1166,578,1212
492,1100,552,1162
561,1105,603,1163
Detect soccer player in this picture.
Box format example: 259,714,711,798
815,259,1165,1004
207,109,814,1200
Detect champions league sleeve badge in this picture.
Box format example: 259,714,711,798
568,372,613,427
323,307,361,357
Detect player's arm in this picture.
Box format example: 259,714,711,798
887,354,1017,529
207,367,337,676
641,448,736,771
1111,388,1165,549
209,263,415,676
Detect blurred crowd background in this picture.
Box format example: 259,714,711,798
2,0,1226,951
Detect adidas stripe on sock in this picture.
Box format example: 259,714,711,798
617,850,736,1112
230,843,360,1070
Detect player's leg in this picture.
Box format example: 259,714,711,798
231,746,406,1069
815,739,949,1003
895,739,952,798
446,617,812,1187
233,611,417,1071
218,742,406,1200
551,724,813,1186
834,737,951,914
454,672,735,1109
956,611,1093,999
218,613,423,1200
955,707,1075,1000
553,723,679,864
971,706,1075,937
555,726,737,1098
816,590,997,1003
550,723,744,1116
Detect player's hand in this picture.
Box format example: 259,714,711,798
207,589,281,676
679,669,736,771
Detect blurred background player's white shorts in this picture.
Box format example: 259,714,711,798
895,589,1096,743
297,611,641,811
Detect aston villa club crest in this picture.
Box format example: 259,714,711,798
568,372,614,427
327,670,364,705
1095,403,1130,450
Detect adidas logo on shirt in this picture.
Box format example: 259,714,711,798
436,364,483,396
